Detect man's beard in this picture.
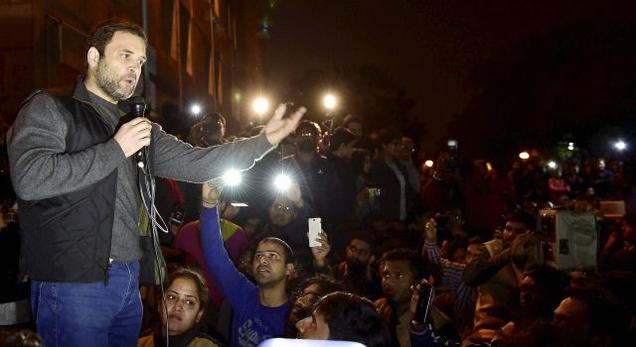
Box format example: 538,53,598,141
95,59,136,101
346,258,366,271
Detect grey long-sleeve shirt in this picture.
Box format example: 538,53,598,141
8,88,274,261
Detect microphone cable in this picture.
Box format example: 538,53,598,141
133,106,171,347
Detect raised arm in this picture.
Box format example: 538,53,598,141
153,104,306,182
199,181,256,307
8,94,150,200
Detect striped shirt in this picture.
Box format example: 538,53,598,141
423,241,475,317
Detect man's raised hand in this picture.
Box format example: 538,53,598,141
264,104,306,146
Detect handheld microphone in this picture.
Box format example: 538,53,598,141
128,96,148,174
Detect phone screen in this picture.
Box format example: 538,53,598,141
308,218,322,247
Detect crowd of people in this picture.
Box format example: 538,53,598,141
1,20,636,347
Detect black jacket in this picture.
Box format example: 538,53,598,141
16,87,123,282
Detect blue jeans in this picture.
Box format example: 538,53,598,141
30,261,142,347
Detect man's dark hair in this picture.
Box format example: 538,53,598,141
257,236,295,264
507,209,537,231
287,276,344,336
87,19,147,56
202,112,226,127
329,127,357,152
315,292,390,347
348,229,377,253
166,267,209,312
378,127,402,146
293,276,342,300
380,248,428,280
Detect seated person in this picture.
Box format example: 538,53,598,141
286,276,342,337
175,196,250,307
333,231,382,300
375,248,430,347
138,268,219,347
199,181,294,347
296,291,390,347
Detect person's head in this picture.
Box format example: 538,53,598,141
219,201,241,221
188,112,226,146
329,127,357,159
552,286,630,346
351,148,372,176
268,195,297,227
289,276,342,331
519,265,568,318
296,292,390,347
345,231,376,268
379,128,404,160
252,237,295,288
502,210,535,246
379,248,427,305
160,268,208,336
295,121,322,153
444,237,469,263
85,20,148,103
343,114,363,139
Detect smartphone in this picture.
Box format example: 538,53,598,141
308,218,322,247
413,278,435,325
169,205,185,227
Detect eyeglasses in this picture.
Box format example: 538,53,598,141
273,204,294,213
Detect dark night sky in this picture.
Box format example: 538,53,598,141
264,0,628,150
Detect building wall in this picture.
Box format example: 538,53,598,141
0,0,265,133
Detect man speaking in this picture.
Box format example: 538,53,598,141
7,20,304,347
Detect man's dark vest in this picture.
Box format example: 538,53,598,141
17,91,118,282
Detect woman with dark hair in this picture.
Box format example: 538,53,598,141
296,291,390,347
138,268,220,347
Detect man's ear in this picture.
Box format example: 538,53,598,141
369,255,376,264
86,47,100,69
195,309,204,323
285,263,295,277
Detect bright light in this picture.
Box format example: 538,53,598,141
447,139,458,148
486,162,493,172
547,161,557,169
190,103,202,115
222,169,242,187
614,140,627,151
273,174,292,192
519,151,530,160
252,96,270,116
424,160,434,168
322,93,338,111
568,142,575,151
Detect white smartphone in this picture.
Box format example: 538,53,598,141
308,218,322,247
